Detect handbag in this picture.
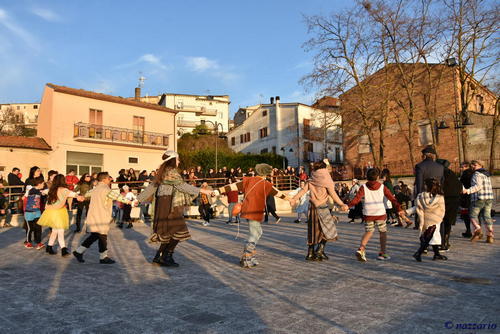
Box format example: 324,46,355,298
232,178,265,216
130,206,141,219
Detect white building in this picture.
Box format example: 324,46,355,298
228,97,343,168
0,102,40,131
153,93,230,137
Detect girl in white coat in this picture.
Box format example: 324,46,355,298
289,180,310,224
407,178,447,262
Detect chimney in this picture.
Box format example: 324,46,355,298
270,97,275,104
134,87,141,101
275,96,280,104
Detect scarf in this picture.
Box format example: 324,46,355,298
162,169,196,211
309,168,335,189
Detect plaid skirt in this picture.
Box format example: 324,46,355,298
307,203,338,245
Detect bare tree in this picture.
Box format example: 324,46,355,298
0,107,20,135
442,0,500,161
301,7,389,167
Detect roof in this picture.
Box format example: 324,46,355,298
312,96,341,108
46,84,178,114
0,136,51,151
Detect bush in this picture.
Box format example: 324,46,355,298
179,150,286,171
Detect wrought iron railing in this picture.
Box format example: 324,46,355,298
73,122,171,148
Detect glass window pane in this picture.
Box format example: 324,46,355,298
66,165,78,174
91,166,102,174
79,165,90,175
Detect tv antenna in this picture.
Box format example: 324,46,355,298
138,72,146,88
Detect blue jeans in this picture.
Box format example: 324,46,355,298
470,199,494,236
112,205,123,223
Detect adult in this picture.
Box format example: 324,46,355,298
65,170,79,191
7,167,24,195
194,166,204,179
25,166,44,187
381,169,398,226
347,179,362,223
116,169,128,189
217,163,292,268
459,162,474,238
413,146,444,229
298,166,308,181
127,168,137,189
436,159,462,251
264,193,281,224
292,160,348,261
137,151,214,267
463,160,494,243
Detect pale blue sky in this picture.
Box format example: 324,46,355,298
0,0,353,116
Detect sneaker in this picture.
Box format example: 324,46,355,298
294,220,301,224
225,220,232,224
356,249,367,262
486,236,494,244
377,253,391,261
471,229,482,242
202,221,210,226
24,242,33,249
275,218,281,224
73,251,85,263
35,243,45,250
462,231,472,238
349,219,356,224
126,223,133,229
390,221,399,227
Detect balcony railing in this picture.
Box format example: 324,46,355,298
174,105,218,116
177,119,199,128
73,122,171,149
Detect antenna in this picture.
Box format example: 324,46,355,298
138,72,146,88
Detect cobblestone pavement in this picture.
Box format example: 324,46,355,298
0,213,499,334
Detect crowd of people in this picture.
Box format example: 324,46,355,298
0,145,495,269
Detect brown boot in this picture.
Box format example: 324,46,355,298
471,229,482,242
486,236,494,244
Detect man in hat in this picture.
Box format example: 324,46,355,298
216,163,293,268
463,160,494,243
413,145,444,229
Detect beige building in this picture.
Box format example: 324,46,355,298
37,83,177,176
0,136,51,178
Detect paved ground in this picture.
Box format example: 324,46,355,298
0,213,499,334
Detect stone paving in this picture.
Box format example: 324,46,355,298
0,213,499,334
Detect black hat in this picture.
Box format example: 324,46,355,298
421,146,436,155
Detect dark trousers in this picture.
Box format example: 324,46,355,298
441,197,459,246
199,203,211,222
76,200,90,229
264,207,280,221
26,218,41,244
82,232,108,253
416,225,438,255
123,204,132,222
158,239,179,254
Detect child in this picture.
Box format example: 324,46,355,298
225,178,240,224
198,182,212,226
73,172,131,264
288,180,310,224
37,174,83,256
408,178,447,262
121,185,137,229
348,168,404,262
0,188,9,228
24,177,45,249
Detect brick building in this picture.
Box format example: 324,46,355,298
340,63,498,176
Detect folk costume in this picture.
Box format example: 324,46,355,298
73,181,129,264
292,167,345,261
137,152,200,267
217,163,288,268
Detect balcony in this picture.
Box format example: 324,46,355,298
177,119,199,128
174,105,218,116
73,122,171,150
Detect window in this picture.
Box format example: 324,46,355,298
66,151,103,176
129,157,138,164
303,142,314,161
33,105,38,109
303,119,311,139
240,134,244,143
133,116,145,143
16,106,20,110
272,146,276,154
231,137,235,146
262,110,267,117
418,123,433,146
259,127,268,138
335,147,341,162
358,135,371,154
476,95,484,113
246,132,251,142
261,148,268,154
89,109,103,125
163,136,169,146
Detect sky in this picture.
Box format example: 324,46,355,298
0,0,354,116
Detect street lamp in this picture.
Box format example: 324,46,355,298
437,112,474,164
201,120,226,172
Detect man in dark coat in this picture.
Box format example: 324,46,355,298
436,159,462,251
413,146,444,229
459,162,474,238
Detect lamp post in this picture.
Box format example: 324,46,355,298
437,112,474,164
201,120,226,172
